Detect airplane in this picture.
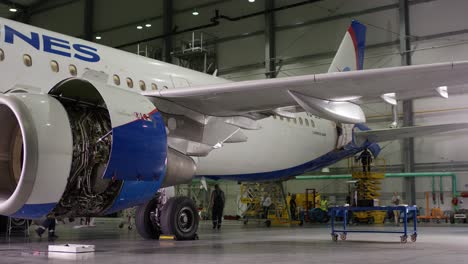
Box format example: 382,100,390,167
1,17,468,241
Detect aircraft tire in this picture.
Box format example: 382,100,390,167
161,196,199,240
135,198,161,240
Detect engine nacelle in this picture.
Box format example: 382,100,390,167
0,74,187,219
0,93,73,218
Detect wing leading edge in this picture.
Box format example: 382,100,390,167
145,61,468,123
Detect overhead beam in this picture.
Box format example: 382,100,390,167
27,0,80,15
162,0,173,63
2,0,28,22
219,23,468,76
95,0,230,35
28,0,50,10
115,0,323,49
399,0,416,205
117,0,436,50
265,0,276,78
83,0,94,41
0,0,26,10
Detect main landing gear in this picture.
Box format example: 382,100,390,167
135,195,199,241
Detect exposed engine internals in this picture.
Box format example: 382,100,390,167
53,100,122,217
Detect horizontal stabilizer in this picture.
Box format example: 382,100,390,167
355,123,468,144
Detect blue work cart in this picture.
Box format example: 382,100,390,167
329,206,418,243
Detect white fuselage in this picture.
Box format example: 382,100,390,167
0,18,338,178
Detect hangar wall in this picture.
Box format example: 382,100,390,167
15,0,468,215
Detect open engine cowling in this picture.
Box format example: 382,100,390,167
0,73,198,219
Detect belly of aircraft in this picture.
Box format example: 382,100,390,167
195,115,338,178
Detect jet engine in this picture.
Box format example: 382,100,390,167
0,75,196,219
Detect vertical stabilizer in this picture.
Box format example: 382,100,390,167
328,20,366,73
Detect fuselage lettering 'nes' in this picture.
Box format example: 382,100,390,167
2,25,100,62
1,17,467,225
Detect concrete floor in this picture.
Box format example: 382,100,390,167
1,219,468,263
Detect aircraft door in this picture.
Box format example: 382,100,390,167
336,123,354,149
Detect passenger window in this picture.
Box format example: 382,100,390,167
163,85,169,90
151,83,158,91
23,54,32,67
126,78,134,88
69,64,77,76
50,60,59,72
299,117,303,125
113,75,121,85
139,80,146,91
279,116,284,121
310,119,315,128
272,115,277,119
305,119,309,127
0,49,4,61
293,118,297,124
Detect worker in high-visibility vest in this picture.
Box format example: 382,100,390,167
320,196,328,211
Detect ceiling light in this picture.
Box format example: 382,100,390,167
9,8,17,12
192,9,199,16
137,25,143,30
95,36,102,40
145,23,152,28
248,0,256,2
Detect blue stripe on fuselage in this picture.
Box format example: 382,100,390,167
200,124,380,182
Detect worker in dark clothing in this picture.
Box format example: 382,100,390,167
290,194,297,221
35,217,58,241
211,184,225,230
356,149,373,173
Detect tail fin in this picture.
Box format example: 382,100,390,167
328,20,366,73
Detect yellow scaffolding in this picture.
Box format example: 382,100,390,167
348,157,387,224
239,182,301,227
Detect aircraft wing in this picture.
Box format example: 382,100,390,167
145,61,468,124
354,123,468,145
